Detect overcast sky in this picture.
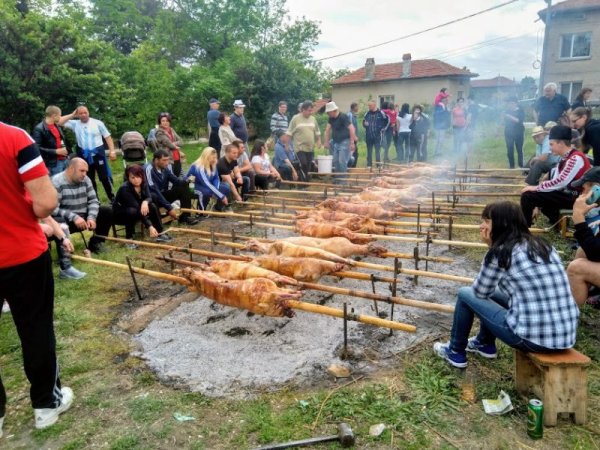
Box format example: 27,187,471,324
286,0,548,82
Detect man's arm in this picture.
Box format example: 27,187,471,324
57,109,78,126
348,124,357,144
26,177,58,218
323,124,331,149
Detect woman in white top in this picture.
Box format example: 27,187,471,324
395,103,411,163
250,140,282,190
218,112,237,156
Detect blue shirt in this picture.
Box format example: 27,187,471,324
207,109,220,130
273,140,298,168
472,243,579,349
230,113,248,143
534,94,570,125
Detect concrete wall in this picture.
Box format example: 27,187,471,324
331,77,471,113
542,9,600,101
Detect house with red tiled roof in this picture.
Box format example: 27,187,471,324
470,76,519,107
538,0,600,103
331,54,478,112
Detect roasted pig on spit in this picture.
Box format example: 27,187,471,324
371,176,433,188
281,236,387,258
253,255,346,282
350,185,430,203
199,260,298,285
317,199,402,219
294,211,385,235
180,267,301,317
295,219,374,244
243,239,352,265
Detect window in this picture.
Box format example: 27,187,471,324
379,95,394,109
560,81,583,102
560,32,591,58
457,91,464,100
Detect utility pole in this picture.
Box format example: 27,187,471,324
539,0,552,94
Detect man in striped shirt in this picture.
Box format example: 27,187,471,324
0,121,73,432
520,125,590,227
51,158,113,253
270,101,288,136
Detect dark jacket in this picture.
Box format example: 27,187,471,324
230,113,249,143
583,118,600,166
362,109,389,141
143,162,185,211
113,181,154,228
32,120,71,167
574,222,600,262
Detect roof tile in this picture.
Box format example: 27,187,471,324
332,59,477,85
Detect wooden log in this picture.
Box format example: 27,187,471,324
73,255,416,331
159,257,454,314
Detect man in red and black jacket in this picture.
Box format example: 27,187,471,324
32,105,73,176
520,125,590,227
0,122,73,433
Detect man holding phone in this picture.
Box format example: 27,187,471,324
567,167,600,306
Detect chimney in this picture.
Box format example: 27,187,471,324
364,58,375,81
402,53,412,78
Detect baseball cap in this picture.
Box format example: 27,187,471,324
209,98,220,104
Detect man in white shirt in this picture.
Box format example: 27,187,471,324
63,105,117,201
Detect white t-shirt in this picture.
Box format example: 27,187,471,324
65,118,110,151
251,154,271,172
397,113,412,133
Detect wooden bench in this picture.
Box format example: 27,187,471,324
558,209,573,238
514,349,591,426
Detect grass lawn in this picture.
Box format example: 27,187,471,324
1,124,599,449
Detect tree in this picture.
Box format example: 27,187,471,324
0,1,129,131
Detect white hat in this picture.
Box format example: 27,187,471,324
233,99,246,108
325,101,339,113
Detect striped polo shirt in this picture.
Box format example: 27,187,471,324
51,172,100,222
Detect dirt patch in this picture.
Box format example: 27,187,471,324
130,214,480,399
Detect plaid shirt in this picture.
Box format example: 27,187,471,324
472,243,579,349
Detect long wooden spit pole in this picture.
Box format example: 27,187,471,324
164,230,473,283
95,236,253,261
73,255,417,332
159,256,455,314
168,227,455,263
223,220,489,249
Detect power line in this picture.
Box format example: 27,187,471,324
316,0,519,62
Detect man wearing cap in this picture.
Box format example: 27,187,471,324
525,124,560,185
324,101,356,183
533,82,571,126
230,100,248,146
286,100,322,182
270,101,288,136
521,125,590,227
207,98,221,154
567,167,600,306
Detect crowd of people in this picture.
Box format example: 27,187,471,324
1,84,600,435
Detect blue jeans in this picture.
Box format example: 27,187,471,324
48,159,68,177
332,139,350,183
449,287,552,354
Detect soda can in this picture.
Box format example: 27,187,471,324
527,399,544,439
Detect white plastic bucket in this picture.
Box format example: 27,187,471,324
317,155,333,174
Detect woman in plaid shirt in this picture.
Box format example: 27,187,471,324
434,201,580,368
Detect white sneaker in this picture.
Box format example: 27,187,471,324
0,415,4,438
34,387,74,429
59,266,87,280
